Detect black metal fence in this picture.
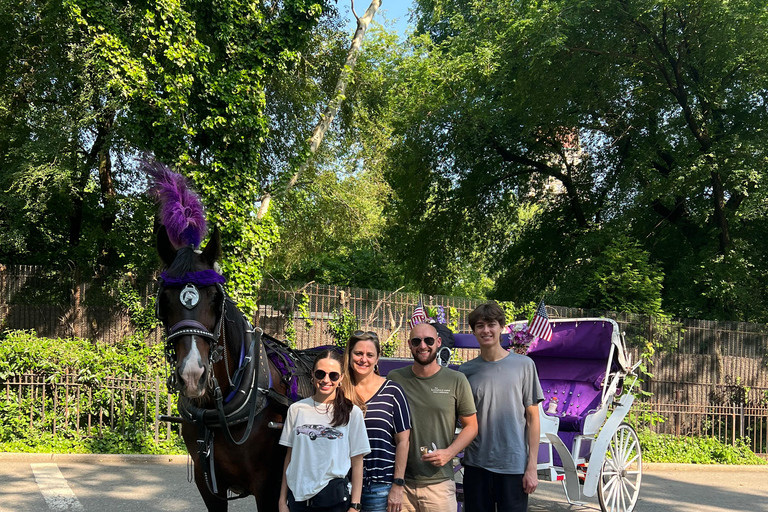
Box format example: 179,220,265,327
2,266,768,454
2,372,177,445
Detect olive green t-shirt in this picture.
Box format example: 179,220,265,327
387,366,476,483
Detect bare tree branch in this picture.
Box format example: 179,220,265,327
257,0,382,220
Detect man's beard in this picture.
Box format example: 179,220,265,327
413,349,437,366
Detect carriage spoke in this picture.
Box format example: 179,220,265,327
624,478,638,492
610,476,619,512
619,429,630,461
619,481,627,510
603,474,620,500
599,424,643,512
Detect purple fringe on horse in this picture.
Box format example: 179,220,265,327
145,159,207,249
160,269,226,288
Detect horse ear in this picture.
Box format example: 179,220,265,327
202,226,222,267
156,225,177,266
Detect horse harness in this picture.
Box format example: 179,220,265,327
157,271,292,500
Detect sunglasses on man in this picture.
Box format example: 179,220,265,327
409,336,436,347
314,370,341,382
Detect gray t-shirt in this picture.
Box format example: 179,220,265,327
459,352,544,474
387,366,476,483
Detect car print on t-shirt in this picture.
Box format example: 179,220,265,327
296,424,344,440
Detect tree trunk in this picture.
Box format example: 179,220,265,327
97,113,117,236
710,170,731,254
69,165,89,248
257,0,382,219
96,111,117,266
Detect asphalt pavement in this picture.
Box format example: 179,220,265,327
1,454,767,512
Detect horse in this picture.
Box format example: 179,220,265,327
149,161,299,511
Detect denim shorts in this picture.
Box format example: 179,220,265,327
361,482,392,512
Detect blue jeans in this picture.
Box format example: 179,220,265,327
361,482,392,512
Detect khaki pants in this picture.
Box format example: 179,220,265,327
401,479,457,512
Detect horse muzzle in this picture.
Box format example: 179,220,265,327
165,320,219,398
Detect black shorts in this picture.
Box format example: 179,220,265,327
288,489,349,512
462,465,528,512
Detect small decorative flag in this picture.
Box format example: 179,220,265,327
411,300,428,326
527,300,553,342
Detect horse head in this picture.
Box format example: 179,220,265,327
156,225,226,399
147,159,231,400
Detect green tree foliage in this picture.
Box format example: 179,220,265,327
0,0,336,313
262,22,405,290
352,0,768,319
553,235,664,316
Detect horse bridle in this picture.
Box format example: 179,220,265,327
156,276,227,393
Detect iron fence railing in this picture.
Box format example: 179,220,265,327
3,372,767,456
2,267,768,454
639,402,768,456
1,372,176,445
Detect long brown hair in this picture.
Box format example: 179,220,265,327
342,332,381,413
313,349,354,427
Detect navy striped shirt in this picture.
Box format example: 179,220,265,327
363,380,411,484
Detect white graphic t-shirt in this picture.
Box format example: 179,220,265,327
279,397,370,501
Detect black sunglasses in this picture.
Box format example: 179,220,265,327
410,336,436,347
353,330,379,339
314,369,341,382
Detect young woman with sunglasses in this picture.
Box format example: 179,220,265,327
343,332,411,512
279,349,371,512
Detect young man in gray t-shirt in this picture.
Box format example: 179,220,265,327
459,302,544,512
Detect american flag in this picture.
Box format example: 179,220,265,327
411,300,428,326
528,300,553,342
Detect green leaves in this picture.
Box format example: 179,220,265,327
340,0,768,320
636,429,767,465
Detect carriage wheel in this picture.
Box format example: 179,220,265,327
597,423,642,512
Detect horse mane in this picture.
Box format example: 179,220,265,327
145,159,207,249
224,298,250,359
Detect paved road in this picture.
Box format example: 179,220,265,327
1,455,767,511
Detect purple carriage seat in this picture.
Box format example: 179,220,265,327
528,320,616,427
527,320,618,465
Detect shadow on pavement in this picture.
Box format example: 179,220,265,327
528,472,768,512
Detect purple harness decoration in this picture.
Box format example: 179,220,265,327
160,269,226,288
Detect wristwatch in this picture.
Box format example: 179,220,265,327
349,503,362,511
392,478,405,486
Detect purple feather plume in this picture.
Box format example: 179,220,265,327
144,159,207,249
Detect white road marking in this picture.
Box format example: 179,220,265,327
31,463,85,511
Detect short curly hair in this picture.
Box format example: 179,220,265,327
468,301,506,330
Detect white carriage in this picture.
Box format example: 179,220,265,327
446,317,644,512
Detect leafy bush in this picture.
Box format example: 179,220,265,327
0,330,183,454
0,330,164,380
328,307,358,348
638,429,767,465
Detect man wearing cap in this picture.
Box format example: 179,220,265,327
387,322,477,512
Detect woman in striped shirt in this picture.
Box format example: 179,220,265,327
343,331,411,512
